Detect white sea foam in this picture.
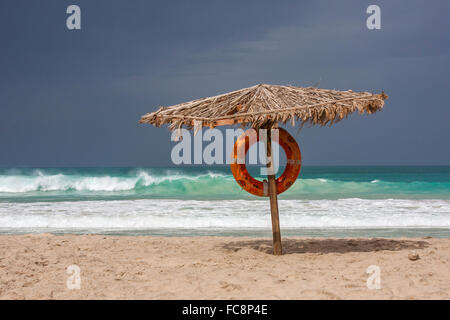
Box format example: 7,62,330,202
0,171,229,193
0,198,449,231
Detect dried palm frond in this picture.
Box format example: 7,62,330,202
139,84,387,130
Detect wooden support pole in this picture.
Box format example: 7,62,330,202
266,127,283,255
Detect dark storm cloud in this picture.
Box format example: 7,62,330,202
0,0,449,166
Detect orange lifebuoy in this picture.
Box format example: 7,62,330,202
230,128,301,197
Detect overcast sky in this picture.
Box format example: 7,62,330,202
1,0,449,167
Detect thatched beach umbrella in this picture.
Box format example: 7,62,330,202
140,84,387,255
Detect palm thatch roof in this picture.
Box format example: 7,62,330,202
139,84,387,131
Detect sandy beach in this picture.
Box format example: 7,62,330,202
0,234,448,300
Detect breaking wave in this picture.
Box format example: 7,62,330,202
0,167,449,201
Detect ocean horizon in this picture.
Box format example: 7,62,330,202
0,166,449,238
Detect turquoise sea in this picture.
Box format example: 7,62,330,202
0,166,449,237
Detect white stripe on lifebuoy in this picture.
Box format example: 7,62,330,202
263,180,268,196
231,158,246,164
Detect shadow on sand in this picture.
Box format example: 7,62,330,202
221,238,430,255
